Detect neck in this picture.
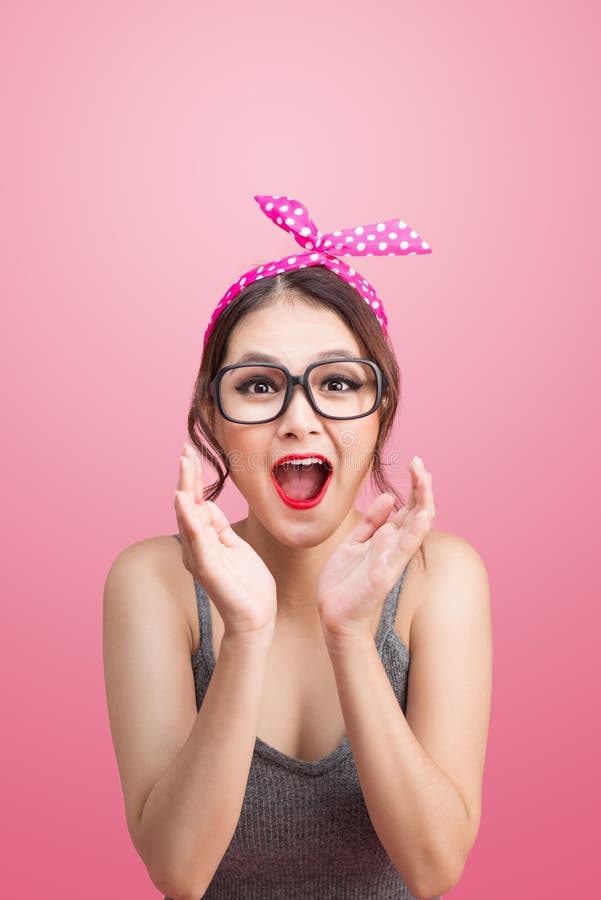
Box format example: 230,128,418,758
230,507,363,623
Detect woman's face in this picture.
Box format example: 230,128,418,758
210,295,382,548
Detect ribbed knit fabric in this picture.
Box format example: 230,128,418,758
168,533,438,900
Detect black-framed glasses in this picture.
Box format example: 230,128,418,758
208,358,386,424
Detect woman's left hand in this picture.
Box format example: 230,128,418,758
317,456,435,644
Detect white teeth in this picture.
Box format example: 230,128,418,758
279,457,326,468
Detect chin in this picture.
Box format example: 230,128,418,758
269,503,356,551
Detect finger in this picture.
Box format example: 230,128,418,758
389,504,411,528
407,457,434,513
186,446,205,506
414,460,435,515
388,458,429,528
177,453,210,528
205,501,241,548
346,493,395,544
183,452,209,521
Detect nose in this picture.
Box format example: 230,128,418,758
276,383,323,437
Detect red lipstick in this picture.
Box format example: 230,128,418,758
271,453,333,510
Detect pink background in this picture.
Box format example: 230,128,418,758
2,1,599,897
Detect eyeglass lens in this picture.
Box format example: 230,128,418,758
218,361,378,422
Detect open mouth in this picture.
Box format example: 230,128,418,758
271,455,333,508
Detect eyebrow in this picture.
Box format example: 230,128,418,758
232,349,360,365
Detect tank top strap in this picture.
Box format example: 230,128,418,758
173,532,409,659
172,533,214,662
375,561,410,651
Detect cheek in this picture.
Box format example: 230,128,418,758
216,428,273,487
336,420,380,466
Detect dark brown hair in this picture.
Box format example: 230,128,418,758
186,265,427,570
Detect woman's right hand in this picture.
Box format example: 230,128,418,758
174,443,277,642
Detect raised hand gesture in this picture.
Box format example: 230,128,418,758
317,456,435,643
174,443,277,641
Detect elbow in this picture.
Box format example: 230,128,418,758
410,869,462,899
405,846,465,899
409,815,475,897
412,856,465,899
146,859,208,900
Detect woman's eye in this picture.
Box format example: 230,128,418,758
322,378,360,392
237,379,277,394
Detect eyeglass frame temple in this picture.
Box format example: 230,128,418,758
207,358,386,425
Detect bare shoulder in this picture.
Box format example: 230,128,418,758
102,535,200,866
402,528,491,651
104,535,196,655
402,527,492,862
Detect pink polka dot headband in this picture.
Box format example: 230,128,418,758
202,194,432,349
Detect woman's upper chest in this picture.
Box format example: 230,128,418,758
179,553,420,760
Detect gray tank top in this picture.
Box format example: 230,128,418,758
169,533,437,900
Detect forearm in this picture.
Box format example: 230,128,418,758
138,631,272,899
326,631,469,898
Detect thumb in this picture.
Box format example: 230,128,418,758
345,493,395,545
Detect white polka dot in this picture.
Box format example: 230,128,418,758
300,226,311,237
355,226,364,235
239,276,247,284
398,220,407,229
333,230,342,236
357,242,366,251
361,284,368,292
310,253,319,261
257,265,264,273
285,217,295,226
287,257,297,264
324,239,332,247
367,252,374,256
256,274,264,279
367,234,376,241
421,241,430,249
388,251,395,255
410,230,417,238
371,300,380,308
266,202,274,211
305,241,314,249
388,232,397,240
279,204,289,212
333,268,340,273
294,207,304,215
409,250,417,255
276,217,282,224
277,268,285,273
267,264,276,271
350,282,356,288
345,236,354,242
378,241,387,251
376,223,385,232
349,267,355,275
226,290,232,298
400,240,409,249
298,264,307,268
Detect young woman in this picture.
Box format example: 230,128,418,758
103,195,492,900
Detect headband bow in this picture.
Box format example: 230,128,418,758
202,194,432,349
